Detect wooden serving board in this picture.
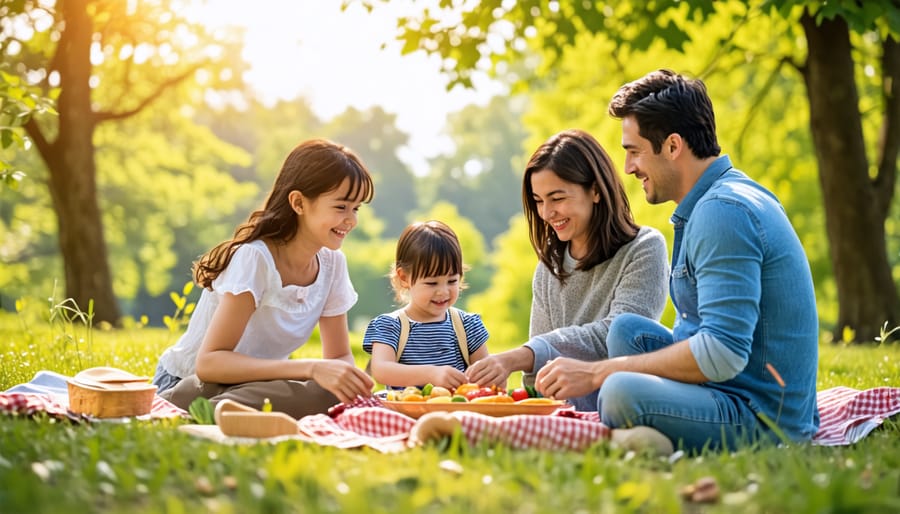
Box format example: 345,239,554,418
214,399,301,438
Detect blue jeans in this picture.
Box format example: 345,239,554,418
601,313,770,453
151,362,181,395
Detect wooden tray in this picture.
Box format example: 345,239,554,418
214,400,301,438
382,400,569,419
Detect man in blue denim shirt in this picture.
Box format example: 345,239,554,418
534,69,819,453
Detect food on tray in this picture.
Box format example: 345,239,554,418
383,382,547,404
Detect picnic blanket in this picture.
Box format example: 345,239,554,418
2,371,898,451
0,370,188,421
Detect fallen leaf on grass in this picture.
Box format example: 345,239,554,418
681,476,720,504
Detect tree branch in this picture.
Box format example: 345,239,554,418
736,56,793,157
23,117,53,165
92,64,204,123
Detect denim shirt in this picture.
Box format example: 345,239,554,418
671,155,820,441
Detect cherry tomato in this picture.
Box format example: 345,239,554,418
465,387,496,401
509,387,530,402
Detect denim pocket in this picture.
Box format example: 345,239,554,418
670,264,698,323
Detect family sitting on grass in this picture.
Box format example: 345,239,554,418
151,69,819,456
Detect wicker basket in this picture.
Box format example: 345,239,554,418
67,367,157,418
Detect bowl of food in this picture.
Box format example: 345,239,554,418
379,383,569,419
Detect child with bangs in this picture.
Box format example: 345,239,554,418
363,220,490,390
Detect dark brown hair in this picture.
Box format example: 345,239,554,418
522,129,638,282
194,139,374,289
389,220,468,303
608,69,720,159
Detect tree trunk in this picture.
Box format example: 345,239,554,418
44,0,121,324
800,12,900,342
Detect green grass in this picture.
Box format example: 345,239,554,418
1,309,899,513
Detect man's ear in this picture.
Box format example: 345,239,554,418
288,190,304,214
665,133,684,159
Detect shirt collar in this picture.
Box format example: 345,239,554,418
671,154,734,224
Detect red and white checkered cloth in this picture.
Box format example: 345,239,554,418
301,398,610,452
0,392,189,421
811,386,900,446
298,386,900,451
2,385,897,450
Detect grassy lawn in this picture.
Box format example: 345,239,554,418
1,310,899,513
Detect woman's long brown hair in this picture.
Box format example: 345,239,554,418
522,129,638,283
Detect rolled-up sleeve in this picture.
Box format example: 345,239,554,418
689,332,745,381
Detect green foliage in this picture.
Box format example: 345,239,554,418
410,202,491,302
763,0,900,37
0,64,56,189
95,108,257,307
344,229,397,331
162,282,197,334
324,106,418,237
188,397,215,425
421,96,529,247
468,216,536,346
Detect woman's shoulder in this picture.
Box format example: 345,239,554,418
634,225,665,243
622,226,667,254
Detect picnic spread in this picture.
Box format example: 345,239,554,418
2,369,898,452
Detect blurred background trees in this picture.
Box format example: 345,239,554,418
2,0,899,343
362,0,900,343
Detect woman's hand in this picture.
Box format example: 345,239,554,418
465,354,512,389
311,360,374,404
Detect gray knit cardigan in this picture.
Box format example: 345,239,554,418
523,225,669,411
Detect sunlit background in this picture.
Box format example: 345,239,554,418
183,0,505,175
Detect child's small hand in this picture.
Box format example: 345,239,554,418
430,366,468,391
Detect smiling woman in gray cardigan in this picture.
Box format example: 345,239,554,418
465,129,668,411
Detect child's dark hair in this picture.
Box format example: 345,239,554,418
194,139,374,289
389,220,468,303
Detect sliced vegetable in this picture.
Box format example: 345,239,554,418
464,387,496,401
509,388,529,402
